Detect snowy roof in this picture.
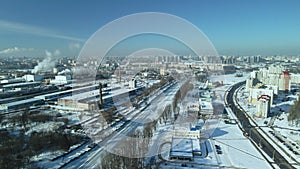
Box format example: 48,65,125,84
61,89,99,101
199,101,213,110
192,139,201,152
171,138,193,153
3,82,40,88
60,87,142,102
35,84,99,100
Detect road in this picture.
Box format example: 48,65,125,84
225,81,296,169
62,82,181,169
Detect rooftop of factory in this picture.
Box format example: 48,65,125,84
2,81,40,88
59,86,142,103
0,97,43,109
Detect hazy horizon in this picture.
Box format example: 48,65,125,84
1,0,300,57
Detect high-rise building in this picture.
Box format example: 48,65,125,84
256,95,271,118
278,71,291,91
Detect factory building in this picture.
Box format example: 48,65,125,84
169,138,201,161
22,74,44,82
0,98,44,111
50,75,72,85
1,82,40,91
256,95,271,118
35,84,104,102
57,86,144,111
0,78,25,85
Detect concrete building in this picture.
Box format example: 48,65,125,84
250,71,257,79
246,78,254,91
254,66,291,91
265,85,279,95
169,138,201,161
173,129,200,139
278,71,291,91
50,75,71,85
199,101,213,115
187,102,199,114
129,78,136,89
248,88,274,105
160,68,165,76
256,95,271,118
290,73,300,84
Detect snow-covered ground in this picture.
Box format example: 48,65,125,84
157,73,272,169
210,72,250,85
210,120,272,169
236,82,300,166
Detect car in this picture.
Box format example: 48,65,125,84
88,143,97,148
215,145,221,149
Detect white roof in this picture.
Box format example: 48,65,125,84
192,139,201,152
199,101,213,110
3,82,40,88
171,138,193,153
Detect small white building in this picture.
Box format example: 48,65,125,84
22,74,44,82
50,75,71,85
129,78,136,89
199,101,213,115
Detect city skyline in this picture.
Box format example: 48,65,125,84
1,0,300,57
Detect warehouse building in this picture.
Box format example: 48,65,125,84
22,74,44,82
1,82,41,92
169,138,202,161
57,87,144,111
0,98,44,111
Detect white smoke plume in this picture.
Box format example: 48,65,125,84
58,69,71,75
31,50,58,74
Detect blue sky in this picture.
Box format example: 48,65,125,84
0,0,300,57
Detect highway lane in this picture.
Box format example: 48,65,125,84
225,81,295,169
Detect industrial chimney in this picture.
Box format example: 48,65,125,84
99,83,103,105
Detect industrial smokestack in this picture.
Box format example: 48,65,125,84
99,83,103,105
